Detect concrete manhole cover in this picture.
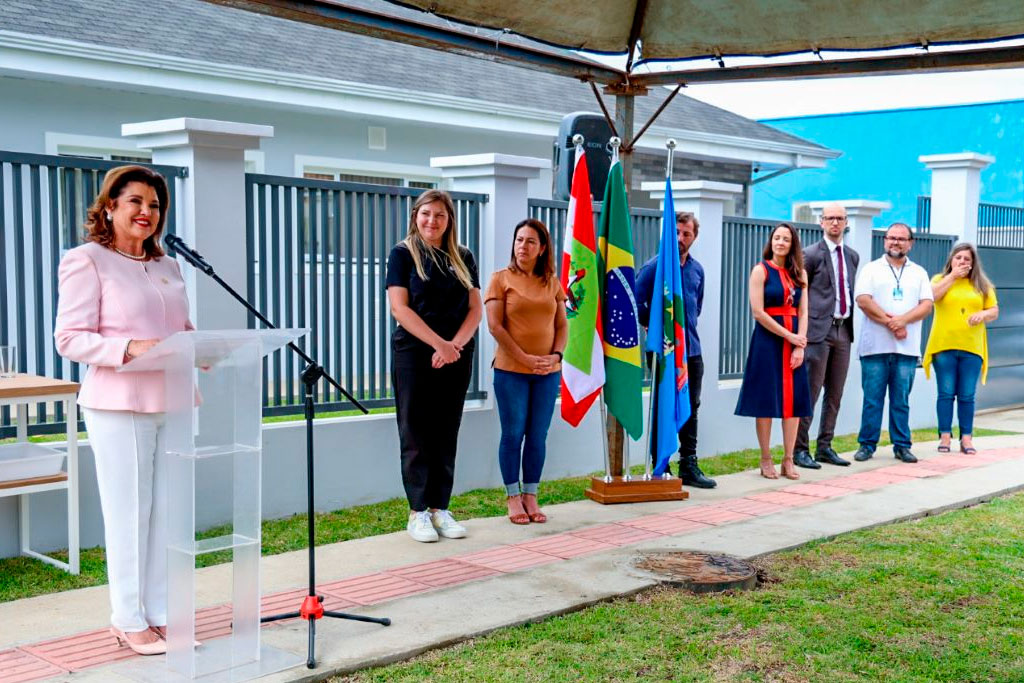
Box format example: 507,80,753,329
634,551,757,593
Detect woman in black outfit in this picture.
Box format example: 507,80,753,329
386,189,482,543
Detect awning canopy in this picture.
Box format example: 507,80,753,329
394,0,1024,61
206,0,1024,88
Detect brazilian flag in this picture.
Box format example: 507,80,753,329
597,159,644,439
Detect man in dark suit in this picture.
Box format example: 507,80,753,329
794,203,860,469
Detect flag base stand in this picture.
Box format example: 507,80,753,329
584,476,687,504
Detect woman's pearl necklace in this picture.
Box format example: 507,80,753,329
113,247,147,261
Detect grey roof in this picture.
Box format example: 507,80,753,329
0,0,828,152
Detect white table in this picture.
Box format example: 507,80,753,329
0,374,80,574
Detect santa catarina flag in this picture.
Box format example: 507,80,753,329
597,158,643,439
644,175,690,475
560,149,604,426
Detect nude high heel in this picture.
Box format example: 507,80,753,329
110,627,167,656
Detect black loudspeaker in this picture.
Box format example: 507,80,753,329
551,112,614,202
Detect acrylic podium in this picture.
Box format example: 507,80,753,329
118,329,307,682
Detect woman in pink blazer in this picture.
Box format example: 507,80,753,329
54,165,193,655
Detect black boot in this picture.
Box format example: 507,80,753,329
678,454,717,489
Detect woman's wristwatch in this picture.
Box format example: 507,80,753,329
553,351,563,361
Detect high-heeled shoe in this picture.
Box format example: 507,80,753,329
759,457,778,479
780,458,801,480
150,626,202,648
959,439,977,455
522,493,547,523
110,627,167,656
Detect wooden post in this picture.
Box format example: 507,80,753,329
585,99,686,504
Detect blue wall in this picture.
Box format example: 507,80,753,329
752,100,1024,227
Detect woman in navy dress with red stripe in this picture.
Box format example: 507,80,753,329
735,223,812,480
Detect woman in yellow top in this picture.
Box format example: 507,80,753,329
485,218,567,525
923,243,999,454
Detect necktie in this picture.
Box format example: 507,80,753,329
836,245,847,316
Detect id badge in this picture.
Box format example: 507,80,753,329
892,286,904,302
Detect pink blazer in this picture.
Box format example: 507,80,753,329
54,242,194,413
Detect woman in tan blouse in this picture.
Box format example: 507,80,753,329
484,218,567,524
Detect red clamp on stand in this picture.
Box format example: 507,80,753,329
300,595,324,621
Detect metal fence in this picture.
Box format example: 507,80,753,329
871,229,957,355
719,217,821,379
916,195,1024,248
0,151,187,437
526,198,663,275
916,195,931,232
244,174,488,415
978,202,1024,248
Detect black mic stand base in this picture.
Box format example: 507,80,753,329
259,364,390,669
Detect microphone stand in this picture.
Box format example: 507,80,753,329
166,238,390,670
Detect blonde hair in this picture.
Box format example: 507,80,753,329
942,242,993,297
403,189,474,289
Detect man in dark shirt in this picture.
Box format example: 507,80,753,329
635,212,716,488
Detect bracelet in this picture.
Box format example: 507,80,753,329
125,339,135,359
553,351,563,361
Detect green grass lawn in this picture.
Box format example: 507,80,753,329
0,427,1013,604
339,492,1024,682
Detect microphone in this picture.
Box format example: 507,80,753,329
165,234,215,275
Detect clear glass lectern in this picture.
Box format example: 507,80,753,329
118,329,307,681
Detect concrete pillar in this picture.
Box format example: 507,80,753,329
807,199,890,265
430,153,548,394
640,180,744,385
122,118,273,330
919,152,995,243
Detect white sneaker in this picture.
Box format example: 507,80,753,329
431,509,467,539
407,511,439,543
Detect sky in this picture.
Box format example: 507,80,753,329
582,40,1024,120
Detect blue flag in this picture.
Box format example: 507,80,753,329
644,176,691,476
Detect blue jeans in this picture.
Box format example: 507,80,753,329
858,353,918,451
932,350,983,436
493,369,560,496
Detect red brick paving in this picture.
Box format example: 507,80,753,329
568,523,663,546
619,514,712,535
666,505,757,525
3,445,1020,682
20,628,137,672
515,532,617,559
386,559,502,587
0,649,66,683
745,491,821,508
318,573,432,606
456,545,562,572
781,483,854,499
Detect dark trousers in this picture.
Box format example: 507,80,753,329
796,322,852,453
649,355,703,467
392,347,473,512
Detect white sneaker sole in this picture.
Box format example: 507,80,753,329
434,526,467,539
407,527,439,543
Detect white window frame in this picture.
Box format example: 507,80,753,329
45,132,265,171
294,154,440,188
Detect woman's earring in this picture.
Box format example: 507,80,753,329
105,211,113,221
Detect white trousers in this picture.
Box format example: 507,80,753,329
83,408,168,632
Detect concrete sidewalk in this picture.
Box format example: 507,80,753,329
1,417,1022,682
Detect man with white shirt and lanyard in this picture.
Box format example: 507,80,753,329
853,222,934,463
793,203,859,470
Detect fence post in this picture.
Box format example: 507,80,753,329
640,180,743,385
121,118,273,330
919,152,995,244
430,153,548,397
807,200,890,263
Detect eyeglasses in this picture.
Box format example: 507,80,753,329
821,216,847,223
885,236,910,243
